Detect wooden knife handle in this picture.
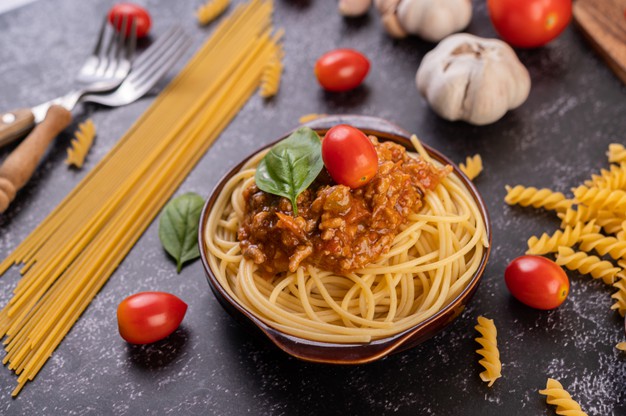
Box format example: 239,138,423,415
0,108,36,147
0,105,72,213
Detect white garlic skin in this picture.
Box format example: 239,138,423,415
397,0,472,42
339,0,373,17
416,33,531,126
376,0,472,41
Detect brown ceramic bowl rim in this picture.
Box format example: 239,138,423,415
199,115,492,364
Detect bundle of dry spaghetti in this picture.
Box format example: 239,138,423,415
0,0,282,396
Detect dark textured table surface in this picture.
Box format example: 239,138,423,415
1,0,625,414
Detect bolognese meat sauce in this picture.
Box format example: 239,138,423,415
238,137,450,275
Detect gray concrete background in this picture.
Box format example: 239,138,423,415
0,0,625,414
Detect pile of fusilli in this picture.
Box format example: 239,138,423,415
504,142,626,340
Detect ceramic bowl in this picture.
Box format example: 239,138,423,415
198,115,492,364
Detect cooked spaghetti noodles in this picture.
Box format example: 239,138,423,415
203,135,489,343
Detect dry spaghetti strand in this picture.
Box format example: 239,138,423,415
0,0,282,396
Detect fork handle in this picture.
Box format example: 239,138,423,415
0,108,36,147
0,105,72,213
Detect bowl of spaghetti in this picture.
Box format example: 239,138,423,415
199,115,491,364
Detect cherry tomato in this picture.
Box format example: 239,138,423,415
321,125,378,189
314,49,370,92
117,292,187,344
108,3,152,38
487,0,572,48
505,256,569,310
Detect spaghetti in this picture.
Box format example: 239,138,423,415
0,0,282,396
203,135,489,343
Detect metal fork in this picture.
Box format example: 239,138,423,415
60,27,190,111
0,27,191,213
76,14,137,89
0,15,137,146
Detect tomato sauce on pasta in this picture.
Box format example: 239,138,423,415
238,138,449,275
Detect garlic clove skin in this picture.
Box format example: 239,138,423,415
381,11,409,38
416,34,531,126
374,0,401,14
374,0,408,37
339,0,373,17
396,0,472,42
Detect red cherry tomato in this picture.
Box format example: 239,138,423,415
505,256,569,310
314,49,370,92
321,125,378,189
117,292,187,344
487,0,572,48
108,3,152,38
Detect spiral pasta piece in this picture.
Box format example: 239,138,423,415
557,205,598,228
578,231,626,261
595,210,626,235
259,46,284,98
573,186,626,213
608,143,626,164
526,221,598,255
504,185,572,212
65,119,96,169
617,342,626,351
611,273,626,317
474,316,501,387
459,154,483,181
559,207,624,235
196,0,230,25
298,113,327,124
555,246,620,285
584,162,626,190
539,378,588,416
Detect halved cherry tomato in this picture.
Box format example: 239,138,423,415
314,49,370,92
108,3,152,38
505,256,569,310
322,125,378,189
117,292,187,344
487,0,572,48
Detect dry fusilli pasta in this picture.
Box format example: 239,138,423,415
578,231,626,261
298,113,327,124
555,246,620,285
459,154,483,181
474,316,501,387
611,273,626,317
608,143,626,164
584,162,626,190
504,185,572,212
617,342,626,351
539,378,588,416
196,0,230,25
526,221,598,255
65,119,96,169
573,186,626,213
259,47,284,98
594,210,626,235
557,205,598,228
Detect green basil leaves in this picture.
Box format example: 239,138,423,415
159,192,205,272
255,127,323,216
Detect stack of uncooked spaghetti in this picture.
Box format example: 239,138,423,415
0,0,282,396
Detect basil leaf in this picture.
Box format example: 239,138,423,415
159,192,205,273
255,127,323,216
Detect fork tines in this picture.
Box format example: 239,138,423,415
77,15,138,84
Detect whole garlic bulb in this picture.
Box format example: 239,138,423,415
375,0,472,42
416,34,531,126
339,0,373,17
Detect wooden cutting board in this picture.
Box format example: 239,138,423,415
573,0,626,84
